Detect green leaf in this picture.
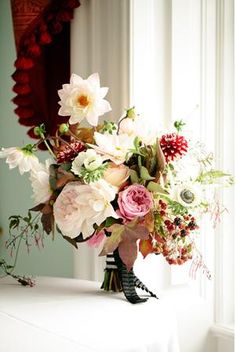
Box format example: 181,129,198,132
63,236,78,249
197,169,233,184
59,163,71,171
129,169,139,183
105,217,118,228
30,204,45,212
133,136,141,150
9,218,20,229
140,166,155,181
99,224,125,256
147,181,168,194
6,265,14,270
80,163,108,183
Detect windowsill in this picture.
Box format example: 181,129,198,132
210,324,234,340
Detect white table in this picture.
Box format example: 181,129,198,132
0,277,180,352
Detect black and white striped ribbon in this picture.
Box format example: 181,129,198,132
105,253,118,270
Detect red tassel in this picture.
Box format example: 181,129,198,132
51,21,63,34
19,117,42,127
57,10,73,22
15,107,34,119
12,71,30,84
27,44,41,57
12,95,30,106
14,57,34,70
65,0,81,9
39,22,48,32
39,32,52,44
24,34,36,46
13,83,31,95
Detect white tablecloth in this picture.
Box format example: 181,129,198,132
0,277,179,352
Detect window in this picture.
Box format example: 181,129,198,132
71,0,234,338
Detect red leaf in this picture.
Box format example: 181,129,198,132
41,213,53,234
118,240,138,272
139,238,154,258
118,224,149,271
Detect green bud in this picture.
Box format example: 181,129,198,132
174,120,186,133
101,121,117,134
59,123,69,134
126,106,137,120
34,124,46,137
21,144,36,154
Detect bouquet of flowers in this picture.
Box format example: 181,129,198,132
0,73,232,303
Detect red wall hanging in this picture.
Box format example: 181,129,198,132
11,0,80,146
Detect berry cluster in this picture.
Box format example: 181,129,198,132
154,199,199,265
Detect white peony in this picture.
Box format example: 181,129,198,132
71,149,104,176
58,73,111,126
0,146,39,175
53,180,118,239
90,132,134,165
29,159,53,204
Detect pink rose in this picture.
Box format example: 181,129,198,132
117,184,153,220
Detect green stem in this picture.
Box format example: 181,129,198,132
117,114,128,135
39,132,57,159
8,234,23,275
67,128,81,141
6,214,40,249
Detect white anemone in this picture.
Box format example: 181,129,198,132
170,182,202,207
71,149,104,176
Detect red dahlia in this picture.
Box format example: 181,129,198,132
160,133,188,162
56,141,85,163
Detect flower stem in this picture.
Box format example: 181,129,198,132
41,136,57,159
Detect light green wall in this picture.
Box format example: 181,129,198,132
0,0,73,278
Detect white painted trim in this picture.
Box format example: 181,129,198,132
214,0,234,326
198,0,216,300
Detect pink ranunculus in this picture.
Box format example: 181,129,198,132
117,184,153,220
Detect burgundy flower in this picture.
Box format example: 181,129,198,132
56,141,86,163
160,133,188,162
